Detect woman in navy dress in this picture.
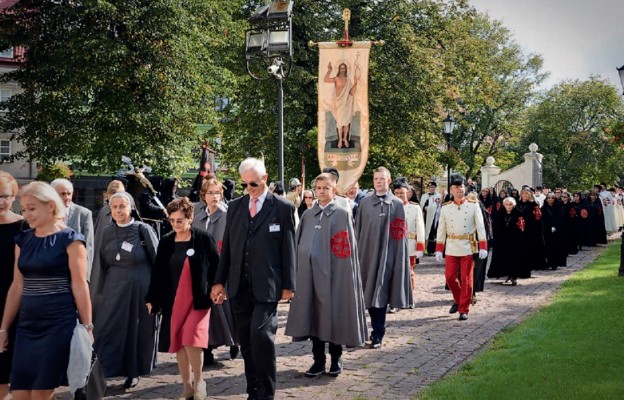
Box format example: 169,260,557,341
0,181,92,400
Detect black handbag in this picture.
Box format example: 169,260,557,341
74,353,107,400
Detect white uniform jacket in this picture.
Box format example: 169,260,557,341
435,197,488,257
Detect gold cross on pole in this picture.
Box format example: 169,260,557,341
342,8,351,42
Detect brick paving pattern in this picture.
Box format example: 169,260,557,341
54,244,611,399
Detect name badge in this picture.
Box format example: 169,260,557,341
269,223,281,233
121,241,134,252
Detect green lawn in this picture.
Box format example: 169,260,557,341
417,244,624,400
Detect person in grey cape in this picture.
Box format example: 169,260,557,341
285,173,367,377
92,192,159,390
191,178,239,367
355,166,413,349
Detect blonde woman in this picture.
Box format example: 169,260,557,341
0,181,92,400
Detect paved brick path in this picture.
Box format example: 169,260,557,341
55,243,611,400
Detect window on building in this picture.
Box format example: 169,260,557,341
0,48,13,58
0,140,10,162
0,89,11,111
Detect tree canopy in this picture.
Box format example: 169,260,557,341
519,78,624,190
0,0,242,177
2,1,621,190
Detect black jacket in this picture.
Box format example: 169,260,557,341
214,191,296,302
147,226,219,312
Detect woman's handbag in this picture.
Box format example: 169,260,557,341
74,353,107,400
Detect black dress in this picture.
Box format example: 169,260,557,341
590,198,608,244
0,219,28,385
576,200,595,247
562,202,579,255
541,203,567,268
517,200,546,270
488,209,529,280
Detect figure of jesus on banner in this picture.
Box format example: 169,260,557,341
324,60,360,148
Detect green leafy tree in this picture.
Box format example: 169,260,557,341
441,12,546,180
222,0,474,188
0,0,243,177
519,78,624,190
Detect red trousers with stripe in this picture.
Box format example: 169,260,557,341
445,255,474,314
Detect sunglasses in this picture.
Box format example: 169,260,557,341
241,181,260,189
304,196,313,199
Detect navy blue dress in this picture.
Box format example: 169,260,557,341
11,228,85,390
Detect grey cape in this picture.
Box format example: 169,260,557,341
285,201,367,348
355,193,413,309
192,204,237,347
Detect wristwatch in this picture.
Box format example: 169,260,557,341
83,323,94,331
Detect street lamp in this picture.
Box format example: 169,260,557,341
443,113,456,193
617,65,624,96
245,0,295,189
617,65,624,276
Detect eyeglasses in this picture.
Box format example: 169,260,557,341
304,196,313,199
241,181,260,189
168,218,187,225
0,195,14,201
205,191,222,196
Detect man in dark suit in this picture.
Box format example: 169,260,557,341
211,157,296,400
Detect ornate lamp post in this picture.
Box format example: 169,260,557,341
245,0,295,188
617,65,624,276
443,113,456,193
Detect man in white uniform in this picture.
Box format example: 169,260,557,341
420,182,442,254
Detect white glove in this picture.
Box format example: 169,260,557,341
551,227,556,233
478,249,488,259
435,252,444,263
415,251,424,259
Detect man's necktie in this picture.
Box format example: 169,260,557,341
250,197,258,218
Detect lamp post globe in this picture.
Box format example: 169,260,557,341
443,114,456,193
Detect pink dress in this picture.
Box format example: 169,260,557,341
168,257,211,353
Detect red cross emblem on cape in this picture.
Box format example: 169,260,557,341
580,209,588,218
517,217,526,232
569,208,576,218
533,206,542,221
217,240,223,255
390,218,407,240
330,231,352,259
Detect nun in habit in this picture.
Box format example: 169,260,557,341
93,192,159,389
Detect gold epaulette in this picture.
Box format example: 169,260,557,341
467,197,477,203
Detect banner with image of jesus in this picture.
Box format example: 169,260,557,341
318,41,371,194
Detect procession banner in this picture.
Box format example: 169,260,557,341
318,41,371,194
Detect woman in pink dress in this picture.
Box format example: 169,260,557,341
146,197,219,400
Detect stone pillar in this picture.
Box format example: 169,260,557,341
524,143,543,188
480,156,501,188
